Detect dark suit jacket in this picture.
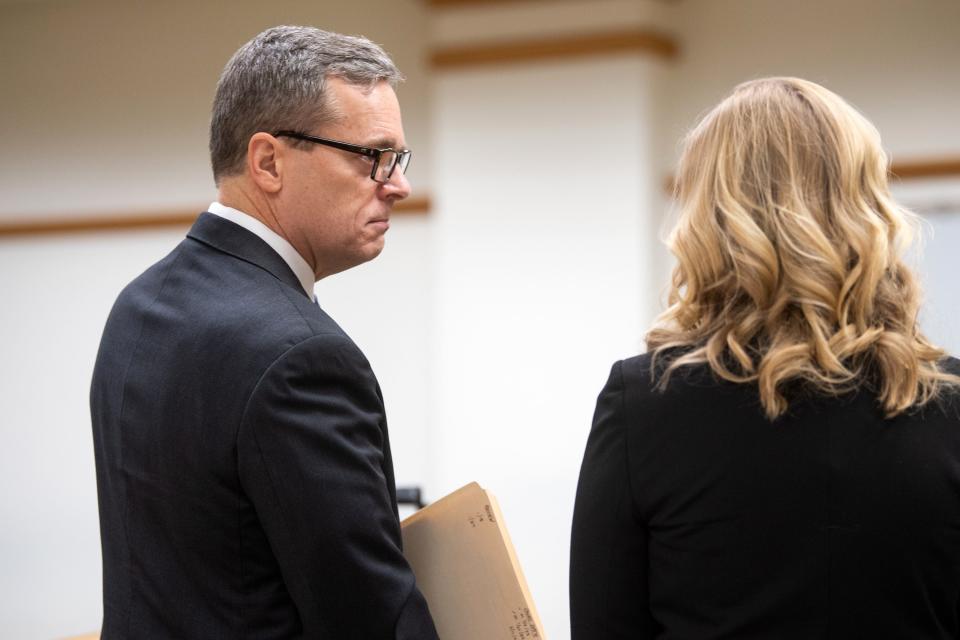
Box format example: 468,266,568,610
571,353,960,639
90,213,438,639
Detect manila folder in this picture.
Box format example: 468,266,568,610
401,482,546,640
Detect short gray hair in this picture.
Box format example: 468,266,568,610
209,25,403,183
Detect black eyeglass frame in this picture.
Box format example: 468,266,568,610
273,130,411,184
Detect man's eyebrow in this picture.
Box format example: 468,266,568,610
365,136,407,150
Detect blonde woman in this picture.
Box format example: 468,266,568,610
570,77,960,639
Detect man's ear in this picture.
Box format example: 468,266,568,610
247,133,284,193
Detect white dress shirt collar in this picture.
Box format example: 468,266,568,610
206,202,316,300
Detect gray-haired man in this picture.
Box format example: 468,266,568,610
91,26,438,638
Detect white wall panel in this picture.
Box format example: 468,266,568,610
431,56,661,640
0,230,185,639
895,179,960,356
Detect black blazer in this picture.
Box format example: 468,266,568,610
90,213,437,639
571,353,960,639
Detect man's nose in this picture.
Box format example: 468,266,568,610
381,166,412,200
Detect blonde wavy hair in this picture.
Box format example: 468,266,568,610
647,77,957,419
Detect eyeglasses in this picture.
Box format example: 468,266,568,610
273,130,411,184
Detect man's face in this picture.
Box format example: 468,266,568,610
276,77,411,279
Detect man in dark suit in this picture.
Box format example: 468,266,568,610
90,26,438,639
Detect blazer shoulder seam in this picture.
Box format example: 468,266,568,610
238,332,360,432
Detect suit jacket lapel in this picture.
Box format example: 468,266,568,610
186,212,310,299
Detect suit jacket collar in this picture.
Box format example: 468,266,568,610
187,212,310,299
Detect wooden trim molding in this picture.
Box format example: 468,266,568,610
0,209,200,237
889,157,960,180
0,196,432,239
430,29,678,69
428,0,680,6
662,157,960,197
428,0,553,6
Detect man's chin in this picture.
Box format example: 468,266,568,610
366,241,386,261
356,240,386,265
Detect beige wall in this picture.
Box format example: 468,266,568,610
0,0,432,217
660,0,960,163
